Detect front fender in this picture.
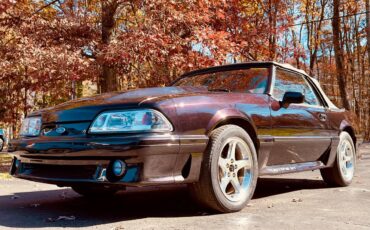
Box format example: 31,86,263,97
206,108,257,134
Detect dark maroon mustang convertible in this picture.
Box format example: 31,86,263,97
8,62,362,212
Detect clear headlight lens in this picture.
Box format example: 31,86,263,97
20,117,42,137
89,109,173,133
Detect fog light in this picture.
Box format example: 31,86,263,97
15,159,21,168
112,160,126,177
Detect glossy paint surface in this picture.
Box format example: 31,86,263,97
268,100,332,165
8,62,362,187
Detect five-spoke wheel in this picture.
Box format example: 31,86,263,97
218,137,253,202
321,132,356,187
190,125,258,213
337,137,355,181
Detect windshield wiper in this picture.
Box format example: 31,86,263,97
208,88,231,92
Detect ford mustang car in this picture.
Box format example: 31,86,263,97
8,62,362,213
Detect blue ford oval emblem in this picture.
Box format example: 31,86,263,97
55,127,66,134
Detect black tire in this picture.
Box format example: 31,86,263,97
320,132,356,187
72,185,119,198
0,137,4,152
190,125,258,213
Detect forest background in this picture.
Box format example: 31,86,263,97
0,0,369,140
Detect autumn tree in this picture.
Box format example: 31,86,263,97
0,0,369,139
332,0,351,110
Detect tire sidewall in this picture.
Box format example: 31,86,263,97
336,132,356,185
210,126,258,211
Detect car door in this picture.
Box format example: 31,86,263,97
267,67,331,165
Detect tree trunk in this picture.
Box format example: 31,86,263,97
332,0,350,110
99,0,119,93
366,0,370,66
309,0,327,76
365,0,370,139
268,0,277,60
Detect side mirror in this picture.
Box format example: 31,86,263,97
281,91,304,108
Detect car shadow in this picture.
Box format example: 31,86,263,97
0,177,328,228
254,177,328,199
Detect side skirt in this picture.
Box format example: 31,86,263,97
259,161,326,176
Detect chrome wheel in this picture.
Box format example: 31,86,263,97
320,132,356,187
218,137,253,202
191,125,258,212
338,137,355,181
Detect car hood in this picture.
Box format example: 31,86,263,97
30,86,208,123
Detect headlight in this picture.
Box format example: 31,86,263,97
20,117,42,137
89,109,173,134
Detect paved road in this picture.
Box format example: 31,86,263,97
0,144,369,230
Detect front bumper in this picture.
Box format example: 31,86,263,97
8,134,207,187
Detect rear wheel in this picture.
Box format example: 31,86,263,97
320,132,356,187
72,185,119,197
190,125,258,213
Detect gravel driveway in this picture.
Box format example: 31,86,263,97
0,144,369,230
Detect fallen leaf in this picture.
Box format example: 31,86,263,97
111,227,125,230
47,216,76,222
292,198,303,203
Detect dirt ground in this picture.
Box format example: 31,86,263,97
0,144,369,230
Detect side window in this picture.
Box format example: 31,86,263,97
273,69,320,106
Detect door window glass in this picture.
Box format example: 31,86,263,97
273,69,320,105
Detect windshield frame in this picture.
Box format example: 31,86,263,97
171,63,273,94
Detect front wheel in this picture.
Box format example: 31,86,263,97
190,125,258,213
320,132,356,187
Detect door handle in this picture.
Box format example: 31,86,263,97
319,113,327,122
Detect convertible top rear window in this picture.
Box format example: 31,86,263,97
174,68,269,94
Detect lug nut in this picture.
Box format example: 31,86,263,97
233,173,236,177
228,173,230,177
231,159,234,163
226,163,229,168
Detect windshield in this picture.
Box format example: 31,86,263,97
174,68,269,94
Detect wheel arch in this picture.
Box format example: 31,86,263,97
208,117,259,152
342,126,357,148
